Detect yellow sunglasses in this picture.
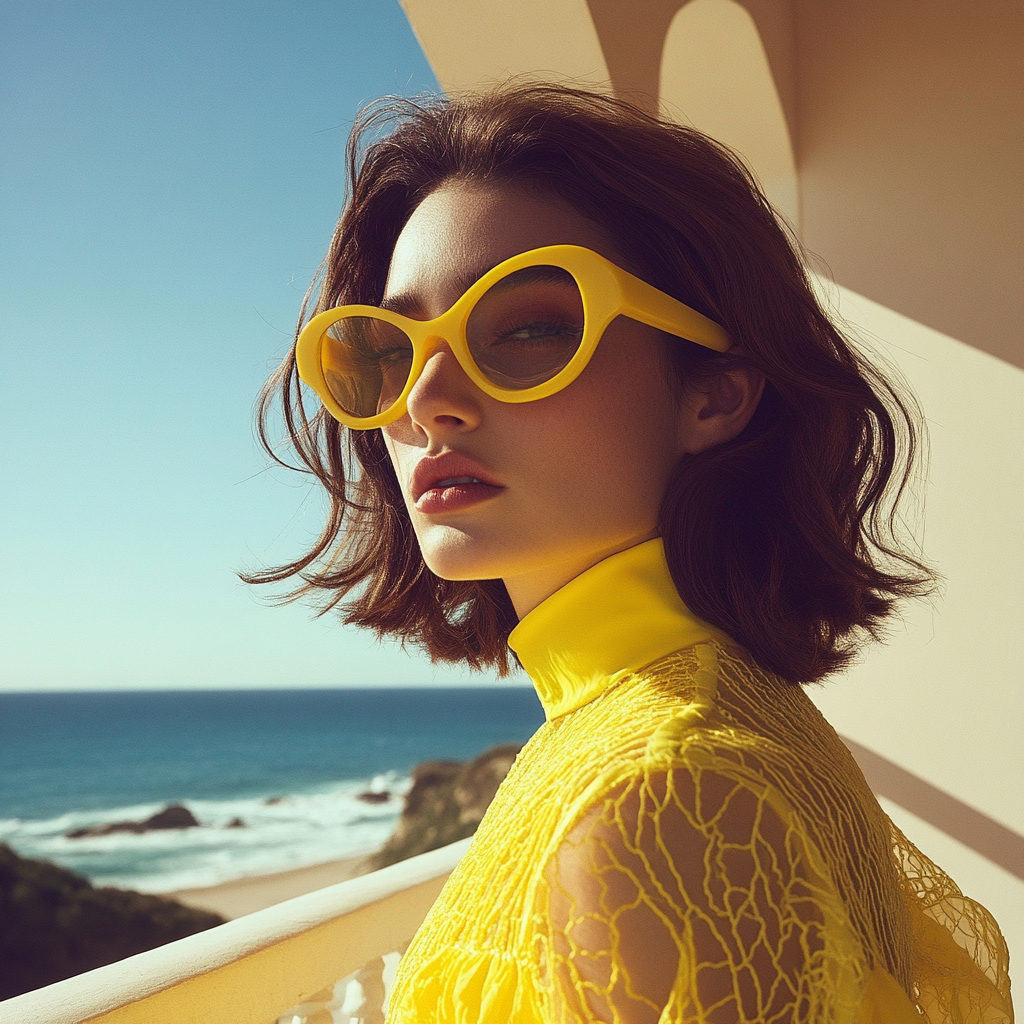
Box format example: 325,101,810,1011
296,244,731,429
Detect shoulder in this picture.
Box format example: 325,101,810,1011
587,639,812,785
536,638,864,903
537,706,859,1024
544,637,859,931
547,701,823,901
544,639,839,933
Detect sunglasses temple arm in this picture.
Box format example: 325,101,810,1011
617,274,732,352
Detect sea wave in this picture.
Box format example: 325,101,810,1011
0,773,409,893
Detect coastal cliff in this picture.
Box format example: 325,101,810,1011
370,743,522,869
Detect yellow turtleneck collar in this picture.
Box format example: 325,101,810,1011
507,539,723,721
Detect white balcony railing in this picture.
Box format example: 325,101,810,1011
0,838,471,1024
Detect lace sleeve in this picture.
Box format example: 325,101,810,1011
538,743,864,1024
894,825,1014,1023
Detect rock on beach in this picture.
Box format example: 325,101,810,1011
66,804,200,839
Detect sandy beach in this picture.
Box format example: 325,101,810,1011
169,852,373,919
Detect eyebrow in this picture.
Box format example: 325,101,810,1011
379,266,488,319
379,263,574,319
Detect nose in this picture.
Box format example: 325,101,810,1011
403,336,483,436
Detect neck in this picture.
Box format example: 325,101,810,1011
502,529,662,618
507,538,725,719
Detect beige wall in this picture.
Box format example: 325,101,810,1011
593,0,1024,368
658,0,800,226
399,0,609,94
586,0,799,141
806,277,1024,978
796,0,1024,369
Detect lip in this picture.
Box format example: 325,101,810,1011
411,451,505,511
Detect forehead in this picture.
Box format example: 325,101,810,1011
383,181,614,316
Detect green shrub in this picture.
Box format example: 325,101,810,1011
0,843,224,999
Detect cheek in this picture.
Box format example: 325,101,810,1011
520,364,682,505
565,335,684,481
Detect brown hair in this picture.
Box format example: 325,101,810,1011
246,84,931,683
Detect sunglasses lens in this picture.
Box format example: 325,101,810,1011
320,316,413,419
467,266,585,390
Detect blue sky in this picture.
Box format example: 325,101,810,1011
0,1,513,689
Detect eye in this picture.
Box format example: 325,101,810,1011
466,267,586,389
371,344,413,362
499,319,584,345
328,317,413,363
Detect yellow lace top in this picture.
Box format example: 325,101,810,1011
386,540,1013,1023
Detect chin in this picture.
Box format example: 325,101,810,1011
422,555,506,583
417,530,509,583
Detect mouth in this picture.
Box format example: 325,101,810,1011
412,454,505,512
433,475,486,489
416,478,504,513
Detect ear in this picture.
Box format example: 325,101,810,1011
677,357,765,455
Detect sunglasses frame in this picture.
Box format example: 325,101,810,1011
295,244,732,429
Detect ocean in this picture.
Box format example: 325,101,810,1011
0,688,544,893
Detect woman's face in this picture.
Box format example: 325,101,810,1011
380,180,695,617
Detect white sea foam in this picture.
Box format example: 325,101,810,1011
0,773,410,893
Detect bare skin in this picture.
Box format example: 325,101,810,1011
381,180,763,617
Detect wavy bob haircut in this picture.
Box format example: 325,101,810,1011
247,84,931,684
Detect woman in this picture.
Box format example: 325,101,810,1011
251,86,1012,1023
